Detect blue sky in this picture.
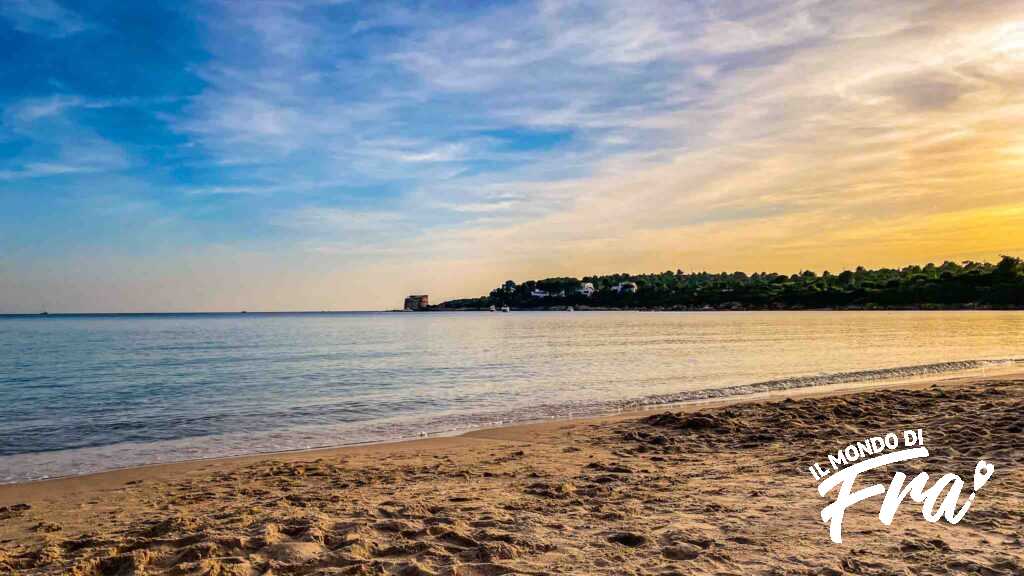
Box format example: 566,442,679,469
1,1,1023,311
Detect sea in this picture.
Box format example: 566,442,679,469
1,310,1021,484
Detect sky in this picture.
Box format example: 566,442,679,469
1,0,1023,312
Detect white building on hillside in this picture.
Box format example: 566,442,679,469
576,282,595,297
611,282,638,294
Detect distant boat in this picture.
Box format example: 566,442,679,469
39,311,49,316
489,305,497,312
567,306,574,312
501,305,511,313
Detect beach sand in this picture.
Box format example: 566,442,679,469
1,373,1021,575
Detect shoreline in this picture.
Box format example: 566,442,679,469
4,307,1024,317
0,362,1019,491
434,305,1024,311
2,370,1022,574
2,366,1019,497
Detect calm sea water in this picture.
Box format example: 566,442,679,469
1,310,1022,483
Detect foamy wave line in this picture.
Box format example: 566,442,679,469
2,358,1019,484
625,358,1022,410
423,358,1024,431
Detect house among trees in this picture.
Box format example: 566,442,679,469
611,281,638,294
403,294,429,310
436,256,1024,310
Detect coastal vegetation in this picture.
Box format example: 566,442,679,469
438,256,1024,310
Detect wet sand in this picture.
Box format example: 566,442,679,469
1,372,1022,575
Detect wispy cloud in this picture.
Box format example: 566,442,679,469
3,0,1024,311
365,0,1024,283
1,95,130,180
0,0,90,37
277,206,406,232
5,95,83,123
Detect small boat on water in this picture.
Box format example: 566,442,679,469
489,305,497,312
567,306,574,312
500,305,511,312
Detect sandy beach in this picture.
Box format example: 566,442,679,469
5,0,1024,573
1,372,1021,575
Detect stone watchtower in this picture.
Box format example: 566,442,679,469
403,295,429,310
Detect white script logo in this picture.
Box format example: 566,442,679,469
808,429,995,543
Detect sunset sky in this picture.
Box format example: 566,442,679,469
2,1,1023,312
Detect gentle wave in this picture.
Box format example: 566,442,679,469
2,357,1017,484
366,358,1024,432
4,311,1024,484
629,358,1024,408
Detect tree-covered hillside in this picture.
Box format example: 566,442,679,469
438,256,1024,310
